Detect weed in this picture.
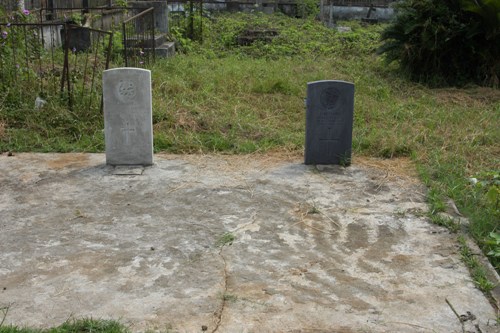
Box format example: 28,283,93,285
338,153,351,167
458,236,496,293
427,189,446,215
0,318,127,333
216,232,235,247
222,293,238,302
54,318,126,333
485,232,500,271
428,214,460,233
394,209,406,218
303,201,320,215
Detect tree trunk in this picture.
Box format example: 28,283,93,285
17,0,25,11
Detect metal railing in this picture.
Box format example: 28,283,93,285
330,0,395,7
38,6,128,31
0,22,113,111
0,1,115,12
122,6,155,67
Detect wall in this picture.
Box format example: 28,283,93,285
324,5,394,21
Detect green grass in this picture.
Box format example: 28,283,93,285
0,318,127,333
459,236,497,293
216,232,236,247
0,12,498,270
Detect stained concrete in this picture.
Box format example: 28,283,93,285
0,153,498,333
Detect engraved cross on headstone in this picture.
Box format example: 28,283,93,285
121,122,136,145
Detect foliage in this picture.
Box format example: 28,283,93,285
114,0,128,7
472,171,500,216
168,3,205,46
379,0,500,87
471,171,500,268
110,30,124,63
200,12,382,59
296,0,320,18
1,10,48,104
485,232,500,260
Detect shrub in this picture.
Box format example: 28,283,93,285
378,0,500,87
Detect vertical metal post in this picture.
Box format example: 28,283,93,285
105,32,113,70
189,0,193,40
122,22,128,67
151,8,155,64
199,0,203,42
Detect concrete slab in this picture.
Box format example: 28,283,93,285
0,153,498,333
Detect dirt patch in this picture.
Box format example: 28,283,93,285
0,120,6,139
434,86,500,107
46,153,92,170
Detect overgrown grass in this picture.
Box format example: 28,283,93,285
0,12,498,270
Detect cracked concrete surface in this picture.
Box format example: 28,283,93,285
0,153,498,333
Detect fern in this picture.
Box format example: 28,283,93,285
379,0,500,86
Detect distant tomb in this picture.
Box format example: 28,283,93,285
305,80,354,165
103,68,153,166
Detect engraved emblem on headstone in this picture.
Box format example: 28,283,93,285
320,87,341,110
117,80,137,102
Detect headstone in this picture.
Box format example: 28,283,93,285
305,80,354,165
103,68,153,166
130,1,169,33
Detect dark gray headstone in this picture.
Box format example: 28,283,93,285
305,80,354,165
103,68,153,166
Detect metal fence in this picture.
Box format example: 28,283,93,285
38,6,127,31
0,22,113,111
122,6,155,67
0,1,114,11
331,0,395,7
168,1,205,42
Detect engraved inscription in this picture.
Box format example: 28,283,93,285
121,122,136,145
318,110,344,141
320,87,341,110
117,80,136,102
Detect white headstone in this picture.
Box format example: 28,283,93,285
103,68,153,166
